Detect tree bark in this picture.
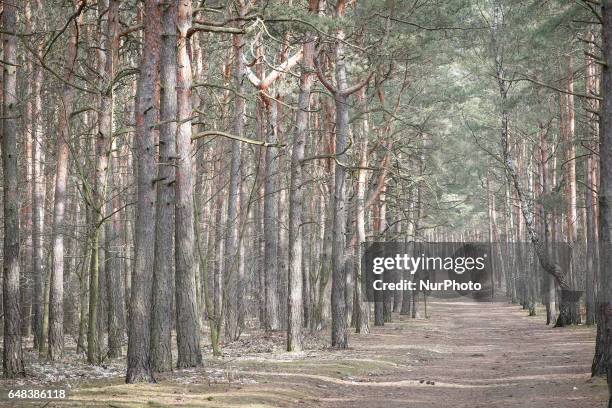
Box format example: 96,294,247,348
175,0,202,368
599,2,612,402
126,0,161,384
563,55,580,325
2,0,25,377
539,124,557,326
354,87,370,333
31,4,46,350
151,0,177,373
585,29,600,327
262,96,281,331
224,1,246,341
330,50,350,349
287,0,317,350
49,1,83,361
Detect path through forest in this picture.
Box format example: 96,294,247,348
1,298,606,407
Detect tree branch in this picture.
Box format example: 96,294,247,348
192,130,285,147
341,70,374,96
314,55,337,94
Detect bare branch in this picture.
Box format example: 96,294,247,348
314,55,337,94
192,130,285,147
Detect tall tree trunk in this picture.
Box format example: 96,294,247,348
31,7,46,350
263,97,281,331
85,0,118,364
88,228,101,362
563,55,580,325
591,25,605,376
354,87,370,333
20,2,34,340
412,146,424,319
599,2,612,401
175,0,202,367
373,200,384,326
126,0,161,384
49,1,83,361
107,141,125,358
100,0,123,360
330,0,350,349
380,184,393,323
287,0,317,351
224,1,246,341
151,0,177,372
586,29,600,326
77,231,91,354
2,0,25,377
539,124,557,325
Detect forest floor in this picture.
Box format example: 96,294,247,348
0,297,607,407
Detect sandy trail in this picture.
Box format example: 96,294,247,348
300,299,607,407
0,298,607,407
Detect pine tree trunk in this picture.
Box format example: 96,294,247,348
2,0,25,377
126,0,161,384
354,87,370,333
585,29,600,326
564,55,580,325
330,0,350,348
20,3,34,339
373,197,384,327
31,25,46,351
107,144,125,358
539,124,557,325
224,2,246,340
381,185,393,323
49,1,83,361
599,2,612,399
175,0,202,367
287,3,316,349
87,229,100,363
263,98,281,331
151,0,177,372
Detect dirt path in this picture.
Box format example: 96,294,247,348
306,299,607,407
0,298,607,407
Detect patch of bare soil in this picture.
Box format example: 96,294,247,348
0,298,606,407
